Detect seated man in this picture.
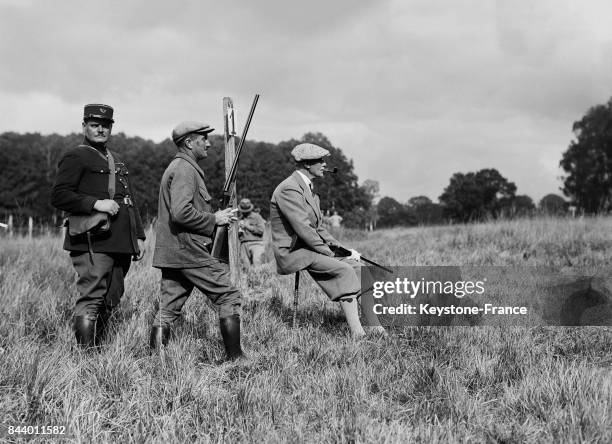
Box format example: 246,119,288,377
269,143,383,338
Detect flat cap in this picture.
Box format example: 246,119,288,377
291,143,330,162
84,104,114,123
172,121,215,145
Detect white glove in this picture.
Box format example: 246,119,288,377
348,248,361,261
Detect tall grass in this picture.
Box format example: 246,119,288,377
0,216,610,442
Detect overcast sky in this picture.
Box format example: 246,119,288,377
1,0,611,203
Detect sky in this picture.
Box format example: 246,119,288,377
1,0,611,204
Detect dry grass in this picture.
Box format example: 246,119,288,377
0,216,611,442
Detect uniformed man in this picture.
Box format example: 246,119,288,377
270,143,383,339
237,198,266,267
150,121,245,360
51,104,146,348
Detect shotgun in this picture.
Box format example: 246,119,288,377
210,94,260,262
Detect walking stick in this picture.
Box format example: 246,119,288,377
292,271,300,328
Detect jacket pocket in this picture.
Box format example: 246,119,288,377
89,166,110,174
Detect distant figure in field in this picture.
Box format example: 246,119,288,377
150,121,245,361
51,104,146,349
328,210,343,228
269,143,385,339
237,198,266,267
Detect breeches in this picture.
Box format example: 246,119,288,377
154,262,242,326
305,255,383,326
305,254,361,301
70,251,131,318
240,241,265,266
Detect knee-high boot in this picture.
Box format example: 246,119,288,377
149,325,171,350
73,316,99,349
219,315,245,360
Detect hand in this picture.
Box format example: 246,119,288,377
348,248,361,262
94,199,119,216
215,208,239,226
135,239,146,261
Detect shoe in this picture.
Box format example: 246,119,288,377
149,325,171,351
73,315,99,349
219,315,245,360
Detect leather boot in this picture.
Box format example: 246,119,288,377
149,325,171,351
219,315,245,360
73,316,99,349
96,306,112,344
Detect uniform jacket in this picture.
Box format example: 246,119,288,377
51,143,145,254
239,212,266,243
270,171,338,274
152,153,217,268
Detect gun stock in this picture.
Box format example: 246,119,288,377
210,94,260,262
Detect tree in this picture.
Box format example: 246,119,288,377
359,179,380,230
560,97,612,212
539,194,567,215
407,195,444,225
500,195,535,217
377,196,415,228
439,168,517,222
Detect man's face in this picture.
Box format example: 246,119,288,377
188,133,211,160
307,158,326,178
82,119,112,144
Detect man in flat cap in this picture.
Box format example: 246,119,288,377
270,143,383,339
237,198,267,267
52,104,146,348
150,121,245,360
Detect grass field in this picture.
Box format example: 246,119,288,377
1,216,611,442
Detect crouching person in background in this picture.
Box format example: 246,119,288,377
238,198,266,267
51,104,146,349
150,121,245,361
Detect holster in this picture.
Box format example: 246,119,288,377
66,212,110,264
67,212,110,237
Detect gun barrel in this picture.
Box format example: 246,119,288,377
211,94,260,261
222,94,260,193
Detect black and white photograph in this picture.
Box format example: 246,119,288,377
1,0,611,442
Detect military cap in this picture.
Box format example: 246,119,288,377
291,143,330,162
238,198,254,213
172,121,215,145
84,104,114,123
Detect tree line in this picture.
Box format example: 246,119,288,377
2,94,609,230
0,131,374,228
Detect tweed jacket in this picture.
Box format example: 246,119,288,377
152,153,217,268
51,143,145,254
270,171,338,274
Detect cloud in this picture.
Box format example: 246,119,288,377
1,0,611,203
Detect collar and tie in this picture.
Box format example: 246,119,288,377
309,183,316,197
